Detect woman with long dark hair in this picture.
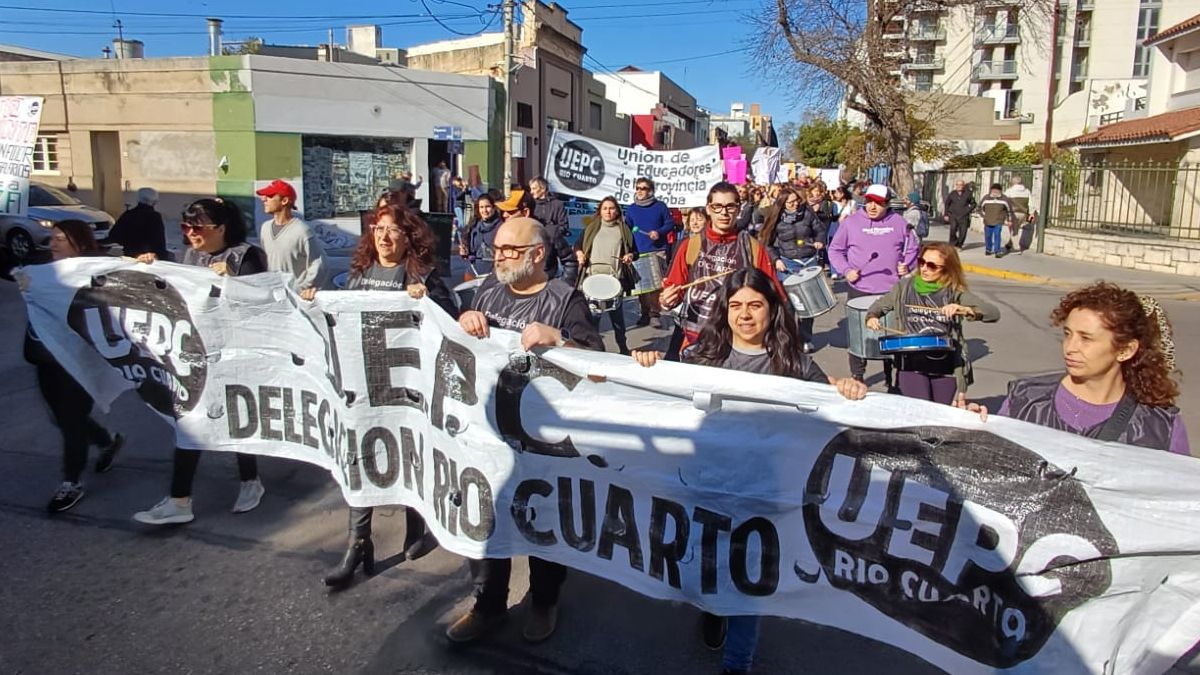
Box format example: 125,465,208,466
865,242,999,404
133,198,268,525
575,196,636,354
957,282,1189,454
27,220,125,512
323,201,458,589
462,193,502,278
633,268,866,675
759,187,822,353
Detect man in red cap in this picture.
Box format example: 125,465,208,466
256,179,328,299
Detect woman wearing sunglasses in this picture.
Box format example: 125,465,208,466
323,201,457,589
132,198,268,525
864,242,999,404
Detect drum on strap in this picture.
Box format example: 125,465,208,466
453,276,487,312
333,271,349,290
581,274,623,315
845,295,898,360
879,334,955,354
630,253,665,296
782,267,836,318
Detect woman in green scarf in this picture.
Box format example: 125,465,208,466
865,242,1000,403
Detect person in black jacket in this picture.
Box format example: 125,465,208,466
28,219,125,513
942,180,976,249
108,187,169,259
528,178,579,286
759,188,824,353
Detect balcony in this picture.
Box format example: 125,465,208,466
902,54,945,70
975,24,1020,45
1001,111,1035,124
910,26,947,41
972,60,1019,80
982,0,1021,6
1076,0,1094,10
1074,28,1091,46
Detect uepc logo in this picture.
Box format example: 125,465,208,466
67,270,207,419
803,426,1117,667
553,138,605,191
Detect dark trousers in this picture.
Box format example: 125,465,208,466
898,371,958,404
665,325,685,362
469,556,567,616
604,300,629,353
846,287,893,386
799,317,814,343
348,505,428,541
36,362,112,483
170,448,258,499
947,214,970,247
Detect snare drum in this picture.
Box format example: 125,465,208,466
630,252,665,296
845,295,897,360
453,276,487,312
879,334,955,354
782,267,836,318
581,273,623,315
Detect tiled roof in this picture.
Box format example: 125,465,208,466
1059,106,1200,148
1144,13,1200,46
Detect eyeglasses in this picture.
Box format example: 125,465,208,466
374,225,403,237
180,222,219,233
917,257,944,272
494,243,541,259
707,203,740,215
635,185,652,192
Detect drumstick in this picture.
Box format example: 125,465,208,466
675,268,736,291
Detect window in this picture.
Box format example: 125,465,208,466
914,71,934,91
1098,111,1124,126
32,135,59,173
589,101,603,130
1132,3,1160,77
517,102,533,129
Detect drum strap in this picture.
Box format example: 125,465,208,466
1095,392,1138,443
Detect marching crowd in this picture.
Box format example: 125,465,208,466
20,172,1191,675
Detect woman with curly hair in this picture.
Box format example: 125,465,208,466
324,200,458,590
956,281,1188,454
632,268,866,675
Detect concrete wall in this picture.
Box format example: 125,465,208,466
583,71,629,147
1043,229,1200,276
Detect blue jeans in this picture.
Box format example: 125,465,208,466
984,224,1003,253
724,616,762,671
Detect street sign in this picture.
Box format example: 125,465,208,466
451,127,462,141
448,140,464,155
433,125,463,141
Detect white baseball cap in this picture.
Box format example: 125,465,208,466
864,184,890,204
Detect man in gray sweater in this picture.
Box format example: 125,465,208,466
256,179,329,299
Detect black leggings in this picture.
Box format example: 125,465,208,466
170,449,258,498
36,362,112,483
348,505,428,541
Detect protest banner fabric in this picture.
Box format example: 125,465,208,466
0,96,45,216
21,257,1200,675
545,129,722,208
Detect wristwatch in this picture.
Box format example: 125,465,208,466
557,329,571,347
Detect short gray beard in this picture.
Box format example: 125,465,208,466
495,252,536,285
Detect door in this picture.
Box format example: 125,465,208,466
90,131,123,216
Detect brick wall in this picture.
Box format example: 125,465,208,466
1042,230,1200,276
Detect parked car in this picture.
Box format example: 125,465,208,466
0,182,114,260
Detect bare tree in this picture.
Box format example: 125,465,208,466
760,0,1050,192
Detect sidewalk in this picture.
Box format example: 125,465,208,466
932,223,1200,301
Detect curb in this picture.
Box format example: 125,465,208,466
962,262,1200,302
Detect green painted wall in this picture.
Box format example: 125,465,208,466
255,133,301,178
210,56,256,218
465,81,505,189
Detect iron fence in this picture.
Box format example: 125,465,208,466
1047,161,1200,241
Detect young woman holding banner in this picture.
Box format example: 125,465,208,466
323,199,458,590
26,220,125,513
132,198,267,525
955,282,1189,455
633,268,866,675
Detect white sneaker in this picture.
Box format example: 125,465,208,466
133,497,194,525
232,478,264,513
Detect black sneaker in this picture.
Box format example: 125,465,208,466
701,612,728,650
94,433,125,474
635,314,651,327
47,482,84,513
802,342,815,354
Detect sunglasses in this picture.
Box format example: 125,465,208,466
180,222,220,234
635,185,652,192
917,257,944,272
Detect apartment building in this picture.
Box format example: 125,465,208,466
593,67,701,151
709,103,777,146
888,0,1164,147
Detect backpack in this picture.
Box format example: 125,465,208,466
910,207,930,239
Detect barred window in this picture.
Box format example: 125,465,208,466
32,135,59,173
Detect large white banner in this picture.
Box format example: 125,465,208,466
545,129,722,207
0,96,44,216
21,257,1200,675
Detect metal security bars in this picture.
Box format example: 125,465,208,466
1046,161,1200,241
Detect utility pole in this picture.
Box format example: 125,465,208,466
502,0,515,191
113,19,125,58
1037,2,1063,253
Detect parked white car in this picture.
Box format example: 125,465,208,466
0,182,114,260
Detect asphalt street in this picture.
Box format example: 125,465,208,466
2,263,1198,675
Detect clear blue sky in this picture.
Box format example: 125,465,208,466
0,0,821,127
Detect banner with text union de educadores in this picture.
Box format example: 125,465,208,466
545,129,722,207
20,257,1200,675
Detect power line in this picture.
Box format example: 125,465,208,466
418,0,496,36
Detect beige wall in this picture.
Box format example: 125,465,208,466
0,57,218,218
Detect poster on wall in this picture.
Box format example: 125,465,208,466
0,96,45,216
545,129,722,207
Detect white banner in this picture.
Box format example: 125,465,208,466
21,257,1200,675
545,129,722,207
0,96,45,216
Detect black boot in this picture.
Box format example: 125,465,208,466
324,538,374,589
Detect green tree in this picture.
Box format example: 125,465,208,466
223,37,264,55
792,118,855,167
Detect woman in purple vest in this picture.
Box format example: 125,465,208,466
956,282,1188,454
